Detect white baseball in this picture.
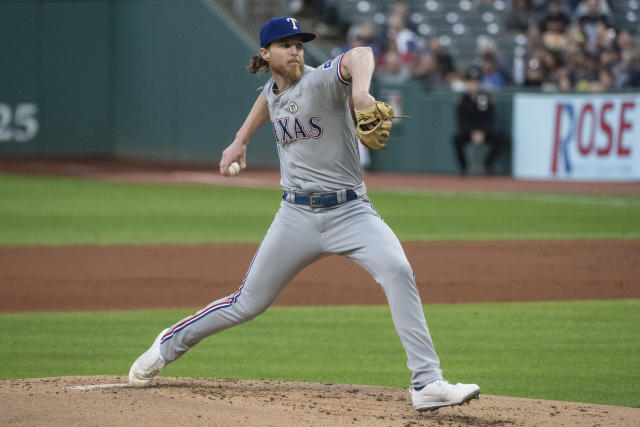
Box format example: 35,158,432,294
228,161,240,176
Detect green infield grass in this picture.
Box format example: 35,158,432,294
1,174,639,408
0,300,638,408
1,173,639,245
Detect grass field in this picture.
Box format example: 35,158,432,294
1,173,639,408
0,300,638,407
1,173,639,245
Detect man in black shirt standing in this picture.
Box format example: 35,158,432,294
452,66,506,175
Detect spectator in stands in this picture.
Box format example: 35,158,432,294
526,25,544,53
566,22,586,47
340,21,382,59
573,0,611,21
385,14,419,65
476,37,512,84
554,66,574,90
589,67,615,91
539,1,571,34
617,30,636,67
563,40,586,85
382,1,419,35
390,1,411,29
590,21,616,54
505,0,533,33
411,50,437,85
625,55,640,87
572,52,601,90
376,50,413,84
540,48,572,90
452,66,506,176
519,28,548,88
324,0,640,91
430,38,456,82
480,53,505,90
616,30,640,88
577,0,611,51
379,3,406,52
565,0,585,13
598,45,620,77
530,0,551,12
524,57,545,86
554,0,582,14
311,0,343,38
412,38,457,88
538,0,571,51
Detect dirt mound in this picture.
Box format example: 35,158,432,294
2,376,637,426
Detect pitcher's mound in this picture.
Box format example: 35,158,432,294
2,376,638,426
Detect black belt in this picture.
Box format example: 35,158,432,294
282,189,358,208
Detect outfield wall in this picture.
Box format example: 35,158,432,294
371,83,514,175
4,0,615,178
0,0,277,166
110,0,277,166
0,0,112,157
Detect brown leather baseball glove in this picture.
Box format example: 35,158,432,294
354,101,394,150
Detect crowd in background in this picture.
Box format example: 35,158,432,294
312,0,640,92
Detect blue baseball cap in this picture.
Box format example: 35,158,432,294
260,17,316,48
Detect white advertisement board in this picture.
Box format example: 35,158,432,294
513,93,640,181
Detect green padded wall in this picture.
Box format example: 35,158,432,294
0,0,512,174
0,0,111,156
112,0,278,167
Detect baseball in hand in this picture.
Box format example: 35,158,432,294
228,161,241,176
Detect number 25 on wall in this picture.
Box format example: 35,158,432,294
0,103,39,143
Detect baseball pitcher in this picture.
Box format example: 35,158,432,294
128,16,480,411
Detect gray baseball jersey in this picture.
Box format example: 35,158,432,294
265,59,362,194
155,53,444,388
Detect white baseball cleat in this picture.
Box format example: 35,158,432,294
410,379,480,411
128,329,168,388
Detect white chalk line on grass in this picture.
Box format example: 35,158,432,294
69,383,129,391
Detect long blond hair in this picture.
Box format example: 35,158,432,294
247,54,269,74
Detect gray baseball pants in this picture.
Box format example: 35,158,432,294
157,197,443,387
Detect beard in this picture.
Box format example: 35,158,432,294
272,60,304,83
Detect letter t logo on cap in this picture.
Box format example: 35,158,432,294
286,17,299,30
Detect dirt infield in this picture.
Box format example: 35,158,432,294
1,158,639,425
1,240,639,312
